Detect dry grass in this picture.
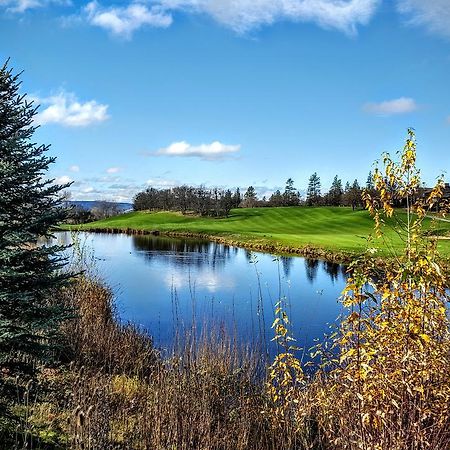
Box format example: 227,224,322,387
7,267,449,450
55,278,314,450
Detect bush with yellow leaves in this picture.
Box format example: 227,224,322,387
315,129,450,449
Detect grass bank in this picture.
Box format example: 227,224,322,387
65,207,450,262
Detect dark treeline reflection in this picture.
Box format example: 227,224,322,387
323,261,347,282
132,235,238,270
305,258,319,283
305,258,347,284
281,256,293,278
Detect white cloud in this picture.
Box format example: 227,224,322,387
34,91,109,127
54,175,73,185
84,1,172,38
0,0,40,12
363,97,419,116
159,0,380,34
153,140,241,160
69,165,80,172
78,0,380,37
106,167,121,174
397,0,450,39
68,174,145,202
0,0,67,13
146,178,177,189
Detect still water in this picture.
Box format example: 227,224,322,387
55,232,347,356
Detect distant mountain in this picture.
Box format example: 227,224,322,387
66,201,133,212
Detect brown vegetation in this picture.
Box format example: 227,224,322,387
6,130,450,450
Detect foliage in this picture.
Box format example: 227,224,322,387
306,172,321,206
0,60,70,374
0,58,73,448
343,179,363,210
282,178,301,206
242,185,258,208
327,175,344,206
265,300,308,446
134,184,240,216
315,129,450,449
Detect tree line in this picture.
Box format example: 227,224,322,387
133,173,375,215
133,186,242,217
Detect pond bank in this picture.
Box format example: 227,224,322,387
70,226,356,265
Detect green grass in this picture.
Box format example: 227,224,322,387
66,207,450,258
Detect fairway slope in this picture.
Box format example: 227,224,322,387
68,207,450,261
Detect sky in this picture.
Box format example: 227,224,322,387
1,0,450,202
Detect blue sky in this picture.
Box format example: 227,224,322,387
1,0,449,201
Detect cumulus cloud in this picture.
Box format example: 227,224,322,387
152,140,241,161
159,0,380,34
34,91,109,127
397,0,450,39
77,0,380,37
54,175,73,185
363,97,419,116
5,0,381,36
106,167,121,174
0,0,67,13
69,165,80,172
84,1,172,38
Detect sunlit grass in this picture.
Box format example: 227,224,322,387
66,206,450,257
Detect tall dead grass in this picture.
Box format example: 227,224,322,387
58,277,315,450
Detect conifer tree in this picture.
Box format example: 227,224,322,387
243,186,257,207
283,178,300,206
366,170,374,190
232,187,241,208
269,189,284,207
328,175,343,206
0,61,70,374
306,172,321,206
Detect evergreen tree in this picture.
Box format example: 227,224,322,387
328,175,343,206
232,187,241,208
269,189,284,207
220,189,233,217
242,186,257,207
0,61,70,374
283,178,300,206
306,172,321,206
366,171,375,191
344,179,362,210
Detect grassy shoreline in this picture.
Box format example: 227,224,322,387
63,206,450,264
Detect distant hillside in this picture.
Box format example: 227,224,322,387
67,201,133,212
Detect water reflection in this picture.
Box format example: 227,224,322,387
322,261,347,283
281,256,293,278
51,232,348,357
132,235,235,270
305,258,320,283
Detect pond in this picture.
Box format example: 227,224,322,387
53,232,347,358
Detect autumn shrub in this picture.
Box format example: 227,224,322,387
311,129,450,449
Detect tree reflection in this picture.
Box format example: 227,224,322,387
305,258,319,283
322,261,341,283
281,256,293,278
132,235,231,270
